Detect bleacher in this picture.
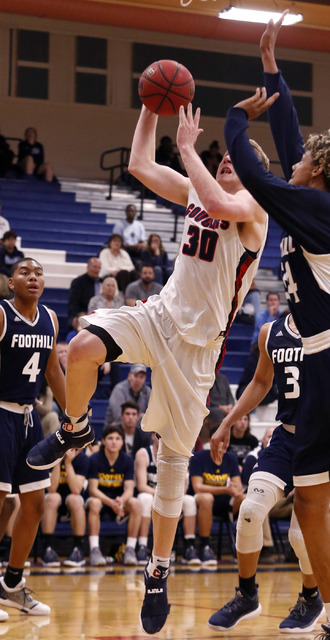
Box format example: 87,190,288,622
0,175,282,438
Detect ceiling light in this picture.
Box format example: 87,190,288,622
219,6,303,25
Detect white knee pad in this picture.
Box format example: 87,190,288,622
137,492,154,518
153,442,189,519
288,510,313,575
236,477,283,554
182,494,197,517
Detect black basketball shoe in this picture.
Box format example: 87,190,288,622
140,563,171,634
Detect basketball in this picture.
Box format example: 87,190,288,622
138,59,195,116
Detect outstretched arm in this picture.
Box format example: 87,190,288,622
128,105,189,206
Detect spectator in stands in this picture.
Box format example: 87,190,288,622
156,136,183,173
0,135,14,177
0,231,24,277
67,257,101,328
236,279,261,325
208,371,234,427
0,273,11,300
250,291,281,347
140,234,173,285
135,431,200,566
0,203,10,241
125,264,162,306
241,426,275,489
99,233,139,292
200,140,223,179
189,426,244,565
117,401,151,458
88,275,124,312
40,449,89,567
65,312,85,343
112,204,146,266
36,378,61,437
228,414,259,471
87,424,142,566
104,364,151,427
18,126,54,182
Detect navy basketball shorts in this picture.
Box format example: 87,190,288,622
212,494,231,517
293,349,330,486
0,407,50,494
252,425,295,495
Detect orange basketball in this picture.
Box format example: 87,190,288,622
138,59,195,116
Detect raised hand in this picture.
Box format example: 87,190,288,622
234,86,279,120
176,103,203,151
260,9,289,73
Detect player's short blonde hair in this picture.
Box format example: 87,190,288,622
249,139,270,171
305,129,330,190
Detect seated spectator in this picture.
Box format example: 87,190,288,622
88,275,124,312
241,426,275,489
104,363,151,426
40,449,89,567
140,233,173,285
135,431,199,566
67,257,101,328
0,230,24,277
115,401,151,458
99,233,139,291
87,425,142,566
125,264,162,306
200,140,223,178
156,135,183,172
18,126,54,182
35,377,61,436
228,414,259,472
112,204,146,266
0,273,11,300
250,292,281,347
65,312,85,343
0,202,10,240
208,371,234,427
236,278,261,325
189,426,244,565
0,135,14,177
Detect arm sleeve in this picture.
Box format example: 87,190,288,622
264,71,304,181
224,108,329,254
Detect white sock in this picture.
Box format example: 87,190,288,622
138,537,148,547
63,411,88,433
147,554,170,576
126,537,137,549
89,536,99,550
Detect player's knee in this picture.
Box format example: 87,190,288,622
182,494,197,517
138,492,153,518
45,492,61,508
66,493,83,512
237,498,268,538
128,497,141,515
153,454,188,519
87,497,102,513
196,492,214,509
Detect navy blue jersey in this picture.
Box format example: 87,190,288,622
0,300,55,404
189,449,240,488
145,445,157,489
224,71,330,340
58,451,89,499
265,315,303,425
87,449,134,499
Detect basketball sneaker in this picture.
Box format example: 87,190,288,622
63,546,85,567
89,547,106,567
200,544,217,566
137,545,149,566
140,563,171,634
0,609,8,622
0,577,50,615
181,545,201,566
42,546,60,567
208,586,261,630
26,410,95,470
279,591,324,633
315,623,330,639
123,546,137,566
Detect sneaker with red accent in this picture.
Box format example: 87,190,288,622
140,564,171,634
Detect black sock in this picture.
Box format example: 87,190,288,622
239,575,256,597
184,536,195,549
302,585,318,599
200,537,209,548
42,533,55,549
4,565,24,589
74,536,84,548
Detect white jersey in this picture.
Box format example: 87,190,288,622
160,186,268,348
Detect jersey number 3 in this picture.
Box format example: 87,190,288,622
22,352,41,382
182,225,218,262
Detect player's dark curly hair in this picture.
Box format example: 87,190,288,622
305,129,330,191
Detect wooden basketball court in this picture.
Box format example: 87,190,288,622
0,559,325,639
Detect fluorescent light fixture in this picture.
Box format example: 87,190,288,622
219,6,303,25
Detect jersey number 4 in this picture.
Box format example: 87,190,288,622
22,352,41,382
182,225,218,262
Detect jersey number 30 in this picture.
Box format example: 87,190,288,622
182,225,218,262
22,352,41,382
